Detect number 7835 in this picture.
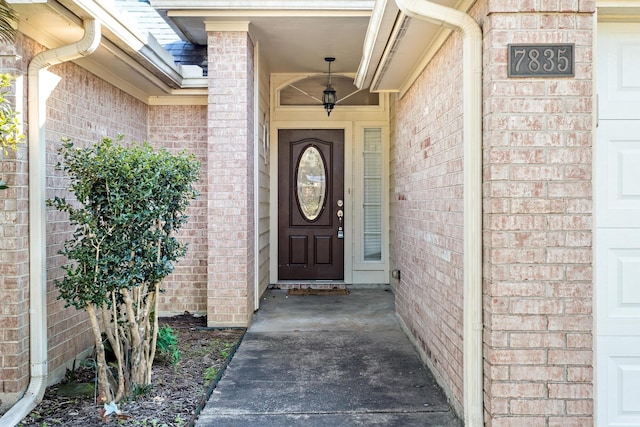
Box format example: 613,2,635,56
511,46,572,74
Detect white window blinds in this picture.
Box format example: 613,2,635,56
363,128,383,261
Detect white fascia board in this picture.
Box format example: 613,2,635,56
355,0,398,89
180,77,208,88
355,0,395,89
597,0,640,6
60,0,204,90
167,9,371,18
204,20,250,31
151,0,373,11
597,0,640,20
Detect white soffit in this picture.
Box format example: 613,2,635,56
356,0,475,92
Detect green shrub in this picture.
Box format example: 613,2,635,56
48,136,199,402
156,325,180,366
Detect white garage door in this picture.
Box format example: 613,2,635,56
596,22,640,426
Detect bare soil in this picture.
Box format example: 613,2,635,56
18,314,245,427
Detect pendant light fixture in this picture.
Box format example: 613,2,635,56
322,57,336,116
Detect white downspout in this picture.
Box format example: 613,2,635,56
394,1,483,426
0,19,101,427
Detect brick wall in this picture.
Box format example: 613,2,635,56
149,105,209,315
479,1,595,425
392,33,465,412
206,30,255,326
45,57,148,381
0,37,30,410
0,32,150,408
391,1,595,423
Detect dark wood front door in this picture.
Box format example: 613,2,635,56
278,129,344,280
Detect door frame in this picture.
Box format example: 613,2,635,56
269,121,354,284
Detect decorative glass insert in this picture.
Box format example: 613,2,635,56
296,146,326,221
363,128,383,261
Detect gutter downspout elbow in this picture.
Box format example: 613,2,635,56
394,1,483,426
0,19,101,427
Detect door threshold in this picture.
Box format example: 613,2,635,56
270,281,347,290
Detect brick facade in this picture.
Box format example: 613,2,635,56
480,1,594,425
206,31,256,326
391,33,466,412
1,1,601,423
1,30,215,410
391,1,595,424
44,57,148,382
149,105,209,315
0,37,30,409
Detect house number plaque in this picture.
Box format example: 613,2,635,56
508,44,574,77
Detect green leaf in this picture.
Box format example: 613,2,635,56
48,136,200,309
0,1,17,44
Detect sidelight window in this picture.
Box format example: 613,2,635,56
362,128,383,261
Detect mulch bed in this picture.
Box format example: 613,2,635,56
18,314,244,427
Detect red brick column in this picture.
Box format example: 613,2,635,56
206,29,255,327
480,1,595,425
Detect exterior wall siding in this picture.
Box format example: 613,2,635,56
149,105,209,315
388,94,397,293
479,1,595,425
257,55,271,300
206,30,256,326
392,33,465,412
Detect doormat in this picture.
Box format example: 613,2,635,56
287,288,350,296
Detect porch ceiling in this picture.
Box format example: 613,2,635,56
150,0,475,90
9,0,477,101
149,0,374,75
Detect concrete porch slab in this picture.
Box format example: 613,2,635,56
195,288,462,427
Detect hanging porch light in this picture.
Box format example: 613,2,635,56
322,57,336,116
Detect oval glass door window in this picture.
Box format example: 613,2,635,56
296,146,326,221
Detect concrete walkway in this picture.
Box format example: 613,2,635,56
195,288,462,427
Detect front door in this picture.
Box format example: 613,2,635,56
278,129,344,280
